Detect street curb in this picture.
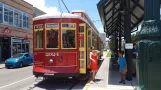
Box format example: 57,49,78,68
0,64,5,69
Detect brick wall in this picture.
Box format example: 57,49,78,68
0,0,33,53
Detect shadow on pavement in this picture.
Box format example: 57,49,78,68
93,79,102,82
108,58,137,87
33,78,87,90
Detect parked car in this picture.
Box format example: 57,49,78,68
5,53,33,68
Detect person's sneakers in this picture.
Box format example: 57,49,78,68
119,80,123,83
122,80,125,84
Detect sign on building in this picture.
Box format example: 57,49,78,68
125,43,133,49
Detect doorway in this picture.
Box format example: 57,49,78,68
0,37,11,61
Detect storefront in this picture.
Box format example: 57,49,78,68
0,1,45,62
0,37,30,62
11,37,30,56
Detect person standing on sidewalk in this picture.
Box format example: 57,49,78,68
89,47,100,81
118,50,127,84
132,43,136,76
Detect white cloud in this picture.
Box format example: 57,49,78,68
24,0,60,14
106,38,109,41
98,27,105,33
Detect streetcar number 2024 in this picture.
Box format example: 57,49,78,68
45,53,59,56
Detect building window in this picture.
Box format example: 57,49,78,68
12,38,30,56
0,3,3,23
0,2,30,30
14,9,22,28
23,13,29,29
4,5,13,25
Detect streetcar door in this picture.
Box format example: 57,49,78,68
87,28,92,69
79,24,86,74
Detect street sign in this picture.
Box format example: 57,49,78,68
2,27,12,34
125,43,133,49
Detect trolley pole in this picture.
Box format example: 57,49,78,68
60,0,70,13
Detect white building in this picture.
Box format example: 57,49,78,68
99,33,107,49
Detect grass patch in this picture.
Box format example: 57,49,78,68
106,51,111,57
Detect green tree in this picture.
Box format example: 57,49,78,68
109,39,115,52
131,32,139,43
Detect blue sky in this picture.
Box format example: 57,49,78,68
45,0,104,33
25,0,104,33
25,0,161,34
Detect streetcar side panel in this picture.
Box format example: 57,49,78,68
33,18,89,77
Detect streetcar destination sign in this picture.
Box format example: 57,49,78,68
46,24,58,28
35,25,43,29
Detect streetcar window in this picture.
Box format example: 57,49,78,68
62,30,75,48
88,30,91,35
88,37,91,48
80,51,84,59
35,30,43,48
88,30,91,48
80,39,84,47
92,33,97,49
79,26,84,32
34,24,44,49
62,23,75,28
46,29,58,48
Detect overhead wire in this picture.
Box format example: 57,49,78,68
80,0,102,25
60,0,70,13
58,0,62,13
58,0,63,21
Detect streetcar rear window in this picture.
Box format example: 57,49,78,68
34,24,44,49
62,30,76,48
35,30,43,48
45,23,59,49
46,29,58,48
61,23,76,49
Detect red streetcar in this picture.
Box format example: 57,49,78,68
33,10,104,78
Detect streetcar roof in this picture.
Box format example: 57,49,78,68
33,13,82,21
33,13,99,36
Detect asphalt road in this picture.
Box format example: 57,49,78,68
0,65,87,90
0,66,35,90
0,51,108,90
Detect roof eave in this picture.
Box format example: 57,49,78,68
97,0,109,31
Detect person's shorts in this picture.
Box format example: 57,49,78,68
119,68,126,74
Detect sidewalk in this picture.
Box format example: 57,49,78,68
84,55,136,90
0,62,5,69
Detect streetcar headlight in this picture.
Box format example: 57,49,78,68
49,59,53,64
